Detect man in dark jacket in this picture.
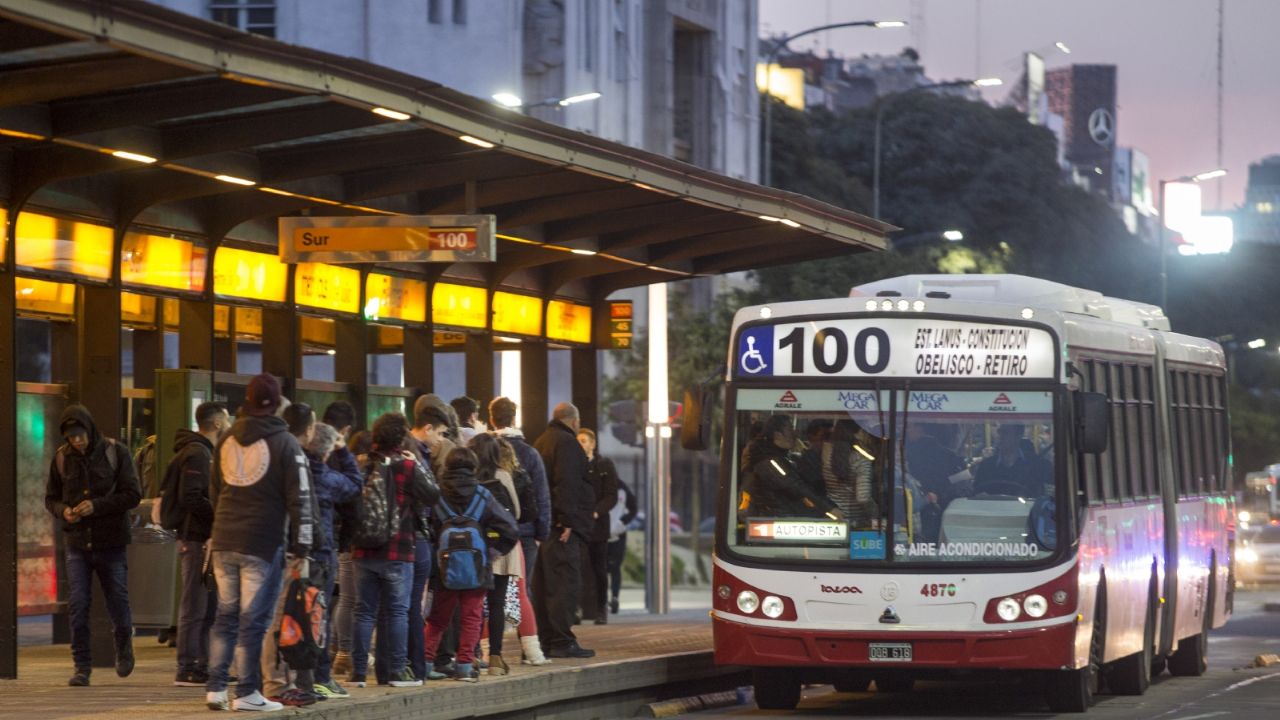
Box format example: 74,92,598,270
170,402,230,687
204,374,313,713
531,402,596,658
740,414,840,520
488,396,551,579
44,404,142,687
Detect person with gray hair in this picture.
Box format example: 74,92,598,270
530,402,596,658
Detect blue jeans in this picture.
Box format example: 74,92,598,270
352,558,411,677
177,540,216,673
406,538,432,679
66,546,132,669
206,548,284,697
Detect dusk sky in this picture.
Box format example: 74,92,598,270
759,0,1280,211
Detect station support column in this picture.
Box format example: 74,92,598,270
520,341,549,441
644,283,670,615
465,333,495,415
0,233,16,678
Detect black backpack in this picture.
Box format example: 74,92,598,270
510,467,537,524
480,477,517,519
351,458,399,549
156,444,209,532
276,573,327,670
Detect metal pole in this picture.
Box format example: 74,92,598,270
872,100,886,220
1159,179,1167,310
762,46,776,187
645,423,671,614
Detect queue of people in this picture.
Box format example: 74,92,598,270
44,373,640,712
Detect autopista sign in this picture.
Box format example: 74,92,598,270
278,214,496,263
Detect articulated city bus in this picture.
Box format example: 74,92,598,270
708,275,1233,713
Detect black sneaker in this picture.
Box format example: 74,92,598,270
115,641,135,678
68,667,90,687
174,668,209,687
609,597,620,614
545,643,596,659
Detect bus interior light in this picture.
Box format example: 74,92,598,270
761,595,785,619
1023,594,1048,618
737,590,760,614
996,597,1021,622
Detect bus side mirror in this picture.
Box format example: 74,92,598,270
1075,391,1109,454
680,386,712,451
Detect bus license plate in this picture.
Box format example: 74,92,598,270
869,643,912,662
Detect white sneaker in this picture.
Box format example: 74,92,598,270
232,691,283,712
206,690,229,711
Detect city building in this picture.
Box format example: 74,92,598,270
1221,155,1280,245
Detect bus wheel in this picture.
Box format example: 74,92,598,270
833,674,871,693
1169,571,1213,677
1045,594,1103,713
753,668,801,710
1108,598,1153,695
874,676,914,693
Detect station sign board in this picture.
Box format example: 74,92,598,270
278,214,496,264
607,300,633,349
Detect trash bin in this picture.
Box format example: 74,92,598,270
127,499,179,629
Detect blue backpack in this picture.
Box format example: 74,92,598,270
435,487,491,591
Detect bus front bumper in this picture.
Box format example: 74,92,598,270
712,613,1079,670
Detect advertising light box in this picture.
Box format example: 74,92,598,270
547,300,591,344
492,292,543,336
432,282,487,329
15,212,114,281
295,262,360,314
365,273,427,324
121,232,208,293
214,247,288,303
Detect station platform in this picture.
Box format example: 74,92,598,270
0,591,738,720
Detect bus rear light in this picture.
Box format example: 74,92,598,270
983,564,1078,623
713,565,797,621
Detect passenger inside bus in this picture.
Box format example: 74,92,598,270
738,414,844,521
971,423,1052,498
795,419,879,528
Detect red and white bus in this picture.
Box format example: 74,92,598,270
708,274,1233,712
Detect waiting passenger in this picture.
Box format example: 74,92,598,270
740,415,842,520
972,424,1052,498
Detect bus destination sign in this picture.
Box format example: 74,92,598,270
279,214,495,264
735,318,1054,380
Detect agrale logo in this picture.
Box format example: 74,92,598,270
990,393,1016,412
775,390,801,409
820,585,863,594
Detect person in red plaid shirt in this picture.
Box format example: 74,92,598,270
349,413,439,689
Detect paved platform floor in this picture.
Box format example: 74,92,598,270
1,590,718,720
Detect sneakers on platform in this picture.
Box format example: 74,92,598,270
389,668,423,687
232,690,283,712
205,690,229,711
313,680,350,699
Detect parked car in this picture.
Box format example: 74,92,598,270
1237,523,1280,584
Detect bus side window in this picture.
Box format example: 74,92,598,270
1080,359,1102,504
1123,364,1143,499
1108,362,1131,503
1138,365,1158,497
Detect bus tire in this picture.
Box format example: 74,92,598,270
833,674,871,693
1045,589,1103,713
1168,566,1213,677
874,676,914,693
753,668,801,710
1107,595,1154,695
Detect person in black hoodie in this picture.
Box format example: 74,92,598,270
169,402,231,687
204,374,313,713
531,403,596,659
740,414,841,521
44,403,142,687
422,448,518,683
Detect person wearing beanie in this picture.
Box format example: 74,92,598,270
44,404,142,687
204,373,314,713
422,448,518,683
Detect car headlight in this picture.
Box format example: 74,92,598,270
1239,547,1259,564
737,590,759,614
1239,510,1251,523
996,597,1021,621
761,595,784,619
1023,594,1048,618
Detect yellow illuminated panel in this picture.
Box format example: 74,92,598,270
295,262,360,314
214,304,230,337
163,298,180,330
15,277,75,318
213,247,287,303
366,273,427,324
434,331,467,347
120,292,158,328
121,232,207,293
432,282,487,329
15,212,114,280
755,64,806,110
546,300,592,344
300,316,336,347
492,292,543,336
234,307,263,340
375,324,405,350
0,207,6,265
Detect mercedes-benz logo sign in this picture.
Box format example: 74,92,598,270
1088,108,1115,146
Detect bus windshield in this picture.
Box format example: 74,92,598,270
727,387,1062,565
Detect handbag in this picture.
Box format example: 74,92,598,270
201,543,217,593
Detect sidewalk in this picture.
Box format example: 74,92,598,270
1,589,720,720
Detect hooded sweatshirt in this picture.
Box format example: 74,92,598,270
210,414,313,561
307,448,362,557
44,405,141,550
168,428,215,542
430,463,519,587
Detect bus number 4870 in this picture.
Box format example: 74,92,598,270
920,583,957,598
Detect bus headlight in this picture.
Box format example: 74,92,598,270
1023,594,1048,618
737,590,760,614
1239,547,1259,564
996,597,1022,622
761,595,785,618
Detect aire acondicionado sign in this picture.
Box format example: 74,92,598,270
278,214,496,264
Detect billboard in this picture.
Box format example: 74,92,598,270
1112,147,1132,205
1130,149,1154,215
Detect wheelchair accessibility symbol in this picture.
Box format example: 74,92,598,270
737,326,773,376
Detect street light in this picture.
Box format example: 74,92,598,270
872,77,1002,219
1158,168,1227,309
890,228,966,249
760,20,906,186
491,91,602,110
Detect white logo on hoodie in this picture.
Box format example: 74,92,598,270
221,438,271,486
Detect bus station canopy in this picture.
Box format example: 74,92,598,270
0,0,891,301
